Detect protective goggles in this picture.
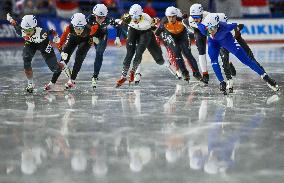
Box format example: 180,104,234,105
191,15,202,19
74,26,85,30
96,15,106,20
131,15,141,21
206,25,218,32
23,28,34,33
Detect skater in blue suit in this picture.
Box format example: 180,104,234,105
197,13,279,94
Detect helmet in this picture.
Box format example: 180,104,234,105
176,8,183,18
165,6,178,17
203,13,220,28
129,4,143,16
190,4,203,18
218,13,228,22
93,4,108,16
71,13,87,28
21,15,37,29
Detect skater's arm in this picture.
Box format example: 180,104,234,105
224,22,238,32
6,13,22,36
154,18,166,36
57,25,71,50
89,24,99,36
234,24,244,38
197,23,208,36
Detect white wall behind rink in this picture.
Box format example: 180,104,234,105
231,18,284,41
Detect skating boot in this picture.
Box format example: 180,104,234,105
26,83,35,93
202,72,209,85
128,71,135,85
193,72,205,83
91,77,98,89
182,70,190,82
134,73,142,85
175,70,182,80
229,62,236,76
226,79,234,93
220,81,227,95
44,82,55,91
116,76,127,88
65,80,75,89
262,74,279,91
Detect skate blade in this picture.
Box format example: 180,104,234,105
229,88,234,93
134,81,140,85
268,84,280,92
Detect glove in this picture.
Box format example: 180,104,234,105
237,24,244,31
6,13,13,23
61,52,68,61
7,13,16,25
53,34,60,44
189,21,198,29
114,37,122,47
42,33,48,40
93,37,99,44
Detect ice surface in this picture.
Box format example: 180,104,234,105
0,45,283,183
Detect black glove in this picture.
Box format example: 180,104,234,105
237,24,244,31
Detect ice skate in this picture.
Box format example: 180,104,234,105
134,73,142,85
65,80,75,89
193,72,206,84
182,71,190,82
128,71,135,85
202,73,209,85
44,82,55,91
91,77,98,89
262,74,279,92
220,81,227,95
116,76,127,88
26,83,35,93
165,61,177,77
226,79,234,93
175,70,182,80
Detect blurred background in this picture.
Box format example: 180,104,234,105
1,0,284,43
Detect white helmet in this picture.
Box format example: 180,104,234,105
129,4,143,16
176,8,183,18
203,13,220,28
190,4,203,16
93,4,108,16
218,13,228,22
165,6,178,16
71,13,87,28
21,15,37,29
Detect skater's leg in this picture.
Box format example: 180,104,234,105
93,36,107,78
122,27,137,77
41,42,62,90
219,48,232,80
208,40,223,82
147,32,165,65
194,30,208,74
179,34,200,73
165,35,188,76
223,37,265,76
131,31,152,72
22,45,36,92
71,41,91,80
236,35,265,72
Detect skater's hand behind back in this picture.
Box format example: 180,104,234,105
7,13,16,25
